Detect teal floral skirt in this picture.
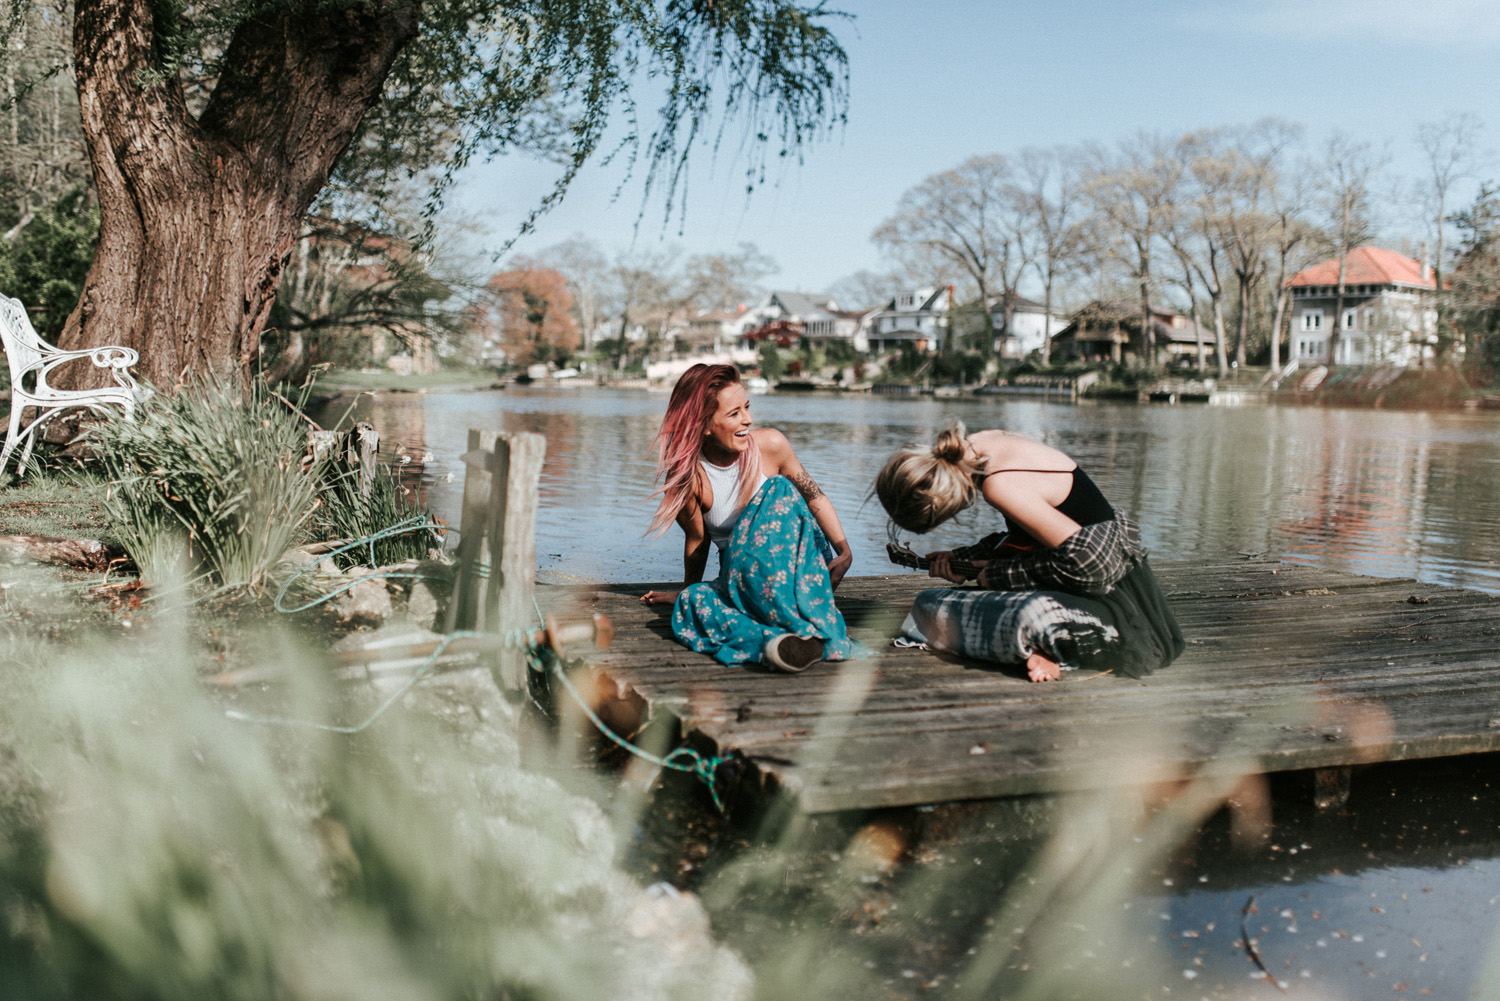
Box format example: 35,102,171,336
671,476,865,666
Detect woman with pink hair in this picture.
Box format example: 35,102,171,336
641,363,860,672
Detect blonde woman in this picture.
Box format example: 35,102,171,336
874,422,1182,681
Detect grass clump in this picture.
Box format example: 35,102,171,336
313,460,439,571
87,377,324,587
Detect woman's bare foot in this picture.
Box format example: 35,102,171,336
1026,651,1062,682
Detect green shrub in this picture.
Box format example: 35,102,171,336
313,460,438,570
0,187,100,341
87,377,324,587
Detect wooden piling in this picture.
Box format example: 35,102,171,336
487,433,546,690
444,429,547,691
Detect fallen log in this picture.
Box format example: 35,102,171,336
0,534,128,572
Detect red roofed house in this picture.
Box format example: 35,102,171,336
1287,246,1438,367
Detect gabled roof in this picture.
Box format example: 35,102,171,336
1287,246,1434,289
986,293,1059,314
1054,299,1217,346
879,287,948,313
767,291,834,317
693,306,748,323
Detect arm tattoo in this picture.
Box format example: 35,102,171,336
790,469,824,502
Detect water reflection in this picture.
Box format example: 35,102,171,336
315,387,1500,594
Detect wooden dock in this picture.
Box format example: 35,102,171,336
538,559,1500,813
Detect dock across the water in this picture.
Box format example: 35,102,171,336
539,559,1500,814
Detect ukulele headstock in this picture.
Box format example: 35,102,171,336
886,541,924,570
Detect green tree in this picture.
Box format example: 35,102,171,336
757,342,785,380
5,0,848,390
0,186,98,339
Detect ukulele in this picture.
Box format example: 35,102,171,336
885,542,985,579
886,532,1035,579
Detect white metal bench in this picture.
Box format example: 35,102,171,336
1,293,141,475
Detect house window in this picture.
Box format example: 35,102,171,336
1301,310,1323,331
1343,309,1356,330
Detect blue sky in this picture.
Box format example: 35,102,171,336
450,0,1500,297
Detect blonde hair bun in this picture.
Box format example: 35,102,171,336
873,421,985,534
932,421,969,464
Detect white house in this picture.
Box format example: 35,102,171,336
736,290,873,352
867,287,950,354
1288,247,1438,367
986,294,1068,358
681,305,755,353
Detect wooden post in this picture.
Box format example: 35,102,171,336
444,429,499,635
350,422,380,498
442,429,546,692
486,432,545,690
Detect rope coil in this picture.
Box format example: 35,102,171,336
241,532,734,810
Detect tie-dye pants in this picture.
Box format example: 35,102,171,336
899,587,1122,671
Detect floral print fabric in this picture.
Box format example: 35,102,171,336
671,476,864,666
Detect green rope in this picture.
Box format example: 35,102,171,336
543,644,734,812
246,527,735,810
273,515,448,613
224,629,493,734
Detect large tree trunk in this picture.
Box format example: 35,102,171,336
56,0,419,390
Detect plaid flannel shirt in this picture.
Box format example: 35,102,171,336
974,510,1145,597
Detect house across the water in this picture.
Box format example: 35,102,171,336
1288,246,1438,367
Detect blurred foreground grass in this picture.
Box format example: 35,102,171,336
0,572,751,1000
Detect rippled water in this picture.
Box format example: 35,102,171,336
316,386,1500,593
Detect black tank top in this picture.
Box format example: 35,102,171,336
988,466,1114,549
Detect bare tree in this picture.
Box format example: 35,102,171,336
1316,133,1387,365
1416,113,1482,361
1264,170,1317,375
610,244,681,365
874,154,1015,356
1083,133,1185,362
1018,145,1085,364
535,235,610,350
680,242,777,312
1196,120,1302,369
827,268,907,309
1164,134,1230,375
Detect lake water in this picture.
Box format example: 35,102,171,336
316,385,1500,998
320,385,1500,595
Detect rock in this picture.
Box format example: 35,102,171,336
625,883,716,961
407,579,442,629
332,576,393,626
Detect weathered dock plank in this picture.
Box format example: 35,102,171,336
538,558,1500,813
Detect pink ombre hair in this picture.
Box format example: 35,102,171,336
648,363,760,536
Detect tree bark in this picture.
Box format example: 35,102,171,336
56,0,420,390
1234,273,1253,367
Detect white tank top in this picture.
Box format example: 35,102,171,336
700,458,767,548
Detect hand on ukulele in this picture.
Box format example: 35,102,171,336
926,551,985,584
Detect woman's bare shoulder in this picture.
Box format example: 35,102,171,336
751,426,792,452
